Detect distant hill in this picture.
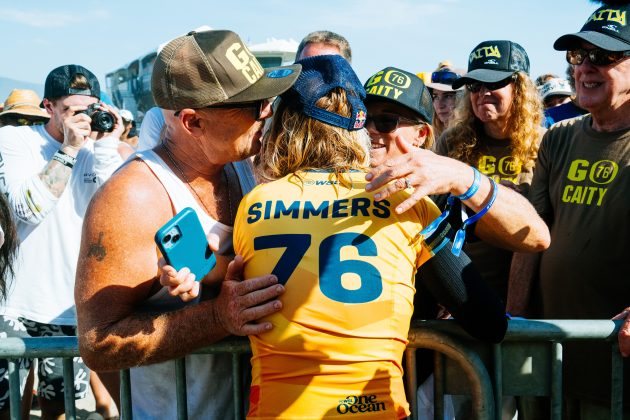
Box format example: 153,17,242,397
0,77,44,103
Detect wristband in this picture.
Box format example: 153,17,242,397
456,167,481,201
451,177,498,256
52,149,77,169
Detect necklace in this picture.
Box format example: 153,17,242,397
162,144,233,224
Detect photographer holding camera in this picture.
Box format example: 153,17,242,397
0,64,126,418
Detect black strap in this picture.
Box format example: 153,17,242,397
223,162,242,226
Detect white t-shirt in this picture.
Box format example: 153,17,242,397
137,107,165,151
0,124,124,325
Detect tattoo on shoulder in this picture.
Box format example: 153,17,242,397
87,232,107,261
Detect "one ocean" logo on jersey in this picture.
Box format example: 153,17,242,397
336,394,386,414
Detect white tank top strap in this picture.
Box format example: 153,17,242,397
134,150,234,255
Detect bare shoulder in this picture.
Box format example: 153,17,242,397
89,159,170,223
77,158,173,304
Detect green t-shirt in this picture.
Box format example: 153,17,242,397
529,115,630,404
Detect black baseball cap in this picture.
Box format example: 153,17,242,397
554,4,630,51
43,65,100,101
452,40,530,90
364,67,433,124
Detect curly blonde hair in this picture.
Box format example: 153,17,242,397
441,72,543,172
257,88,370,183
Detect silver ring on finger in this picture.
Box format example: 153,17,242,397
404,177,412,189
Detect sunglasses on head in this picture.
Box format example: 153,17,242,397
431,71,461,86
566,48,630,67
366,114,422,133
466,74,516,93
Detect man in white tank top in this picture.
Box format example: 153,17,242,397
75,29,301,419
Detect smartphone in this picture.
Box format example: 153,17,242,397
154,207,216,281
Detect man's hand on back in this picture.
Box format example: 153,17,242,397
212,255,284,336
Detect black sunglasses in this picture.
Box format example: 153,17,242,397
175,99,268,119
431,71,460,85
206,99,267,120
466,75,516,93
566,48,630,67
366,114,422,133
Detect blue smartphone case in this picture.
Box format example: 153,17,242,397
154,207,216,281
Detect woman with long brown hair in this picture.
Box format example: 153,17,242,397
436,39,545,303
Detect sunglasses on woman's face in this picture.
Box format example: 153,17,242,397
566,48,630,67
366,114,422,133
431,71,461,85
466,75,516,93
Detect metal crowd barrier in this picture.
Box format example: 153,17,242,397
0,319,624,420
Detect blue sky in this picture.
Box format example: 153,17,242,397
1,0,599,94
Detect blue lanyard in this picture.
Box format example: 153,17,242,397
420,177,498,256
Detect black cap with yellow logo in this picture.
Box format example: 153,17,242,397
363,67,432,124
452,40,530,90
554,4,630,51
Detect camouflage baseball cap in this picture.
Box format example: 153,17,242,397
152,30,301,110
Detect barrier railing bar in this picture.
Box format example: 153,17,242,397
119,369,132,420
611,342,623,420
408,328,495,420
413,319,621,341
175,358,188,420
550,341,562,420
493,344,502,420
403,348,418,420
0,320,624,420
62,358,76,420
433,351,445,420
8,359,20,420
231,353,244,420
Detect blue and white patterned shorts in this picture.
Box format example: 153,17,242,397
0,315,89,410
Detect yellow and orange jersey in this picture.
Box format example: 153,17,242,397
234,171,441,419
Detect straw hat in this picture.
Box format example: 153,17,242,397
0,89,49,119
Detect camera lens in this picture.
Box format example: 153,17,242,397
92,111,115,132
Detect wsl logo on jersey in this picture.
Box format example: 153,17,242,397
336,394,386,415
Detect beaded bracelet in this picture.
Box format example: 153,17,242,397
52,149,77,169
456,167,481,201
451,177,499,256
